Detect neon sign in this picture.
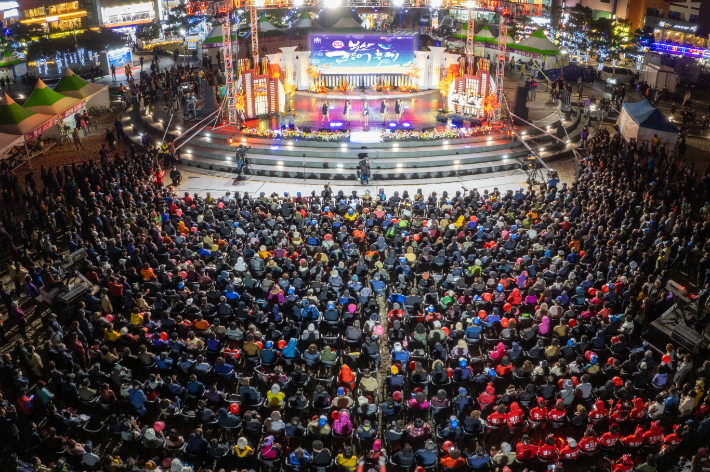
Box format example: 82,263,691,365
658,21,697,32
651,42,709,58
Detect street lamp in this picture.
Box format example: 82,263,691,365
180,29,186,64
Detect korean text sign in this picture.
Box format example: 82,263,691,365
310,35,415,74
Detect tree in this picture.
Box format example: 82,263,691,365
164,4,190,37
507,14,531,41
75,28,126,52
136,21,162,42
564,4,594,56
6,23,46,55
633,26,655,53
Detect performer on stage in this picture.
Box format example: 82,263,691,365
395,98,402,124
362,100,370,128
344,100,351,127
321,100,330,126
380,98,389,126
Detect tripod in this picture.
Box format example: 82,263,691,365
525,155,545,188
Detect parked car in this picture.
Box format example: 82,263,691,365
600,66,634,85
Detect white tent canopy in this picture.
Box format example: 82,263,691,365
617,99,678,152
331,17,363,29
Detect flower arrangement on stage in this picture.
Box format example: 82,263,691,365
334,78,355,93
383,126,493,141
306,64,321,79
404,67,420,80
241,128,350,141
371,79,392,92
236,93,246,112
308,80,330,94
400,84,419,93
483,94,500,114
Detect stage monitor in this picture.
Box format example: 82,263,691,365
310,34,415,74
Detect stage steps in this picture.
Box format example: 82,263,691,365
123,106,529,183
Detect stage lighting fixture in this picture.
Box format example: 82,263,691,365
337,164,343,167
454,160,460,164
340,143,347,148
271,146,279,150
241,138,247,142
389,122,397,127
294,0,303,6
331,122,343,127
278,161,284,165
397,163,403,167
205,133,211,137
393,0,403,7
402,122,411,127
503,154,509,158
443,140,449,144
228,137,233,143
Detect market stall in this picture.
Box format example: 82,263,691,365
508,28,566,73
617,99,678,153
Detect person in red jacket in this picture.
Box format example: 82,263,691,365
559,437,578,460
548,399,567,421
643,421,663,446
589,399,608,424
599,423,621,448
507,402,524,429
609,401,628,423
578,427,598,453
154,167,165,188
611,454,634,472
515,435,538,462
621,426,644,447
495,358,512,376
629,397,645,420
530,397,548,427
537,435,559,463
477,383,496,409
487,405,507,431
661,424,681,454
387,305,404,327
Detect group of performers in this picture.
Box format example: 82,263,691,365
452,91,484,117
321,98,404,128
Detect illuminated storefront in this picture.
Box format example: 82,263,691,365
646,17,707,49
20,1,87,32
101,2,155,28
651,42,709,59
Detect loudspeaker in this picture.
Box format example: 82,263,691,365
451,114,464,126
470,118,483,127
671,324,705,353
302,126,311,133
436,114,449,123
516,87,529,108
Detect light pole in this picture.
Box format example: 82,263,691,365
180,29,186,64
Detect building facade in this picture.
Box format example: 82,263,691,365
561,0,631,20
19,0,89,33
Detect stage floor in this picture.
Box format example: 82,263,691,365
244,90,461,133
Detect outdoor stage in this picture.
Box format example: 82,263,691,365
245,90,455,133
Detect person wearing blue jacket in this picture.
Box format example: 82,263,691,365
390,342,410,363
261,341,277,364
129,381,147,415
282,338,300,359
289,447,311,466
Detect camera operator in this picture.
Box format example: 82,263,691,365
358,157,370,185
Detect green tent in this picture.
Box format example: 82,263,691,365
509,27,560,56
53,68,106,99
23,78,81,115
0,93,54,135
0,51,23,68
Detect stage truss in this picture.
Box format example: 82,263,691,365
203,0,540,126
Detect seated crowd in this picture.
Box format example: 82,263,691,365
0,125,710,472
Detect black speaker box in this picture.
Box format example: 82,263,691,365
302,126,311,133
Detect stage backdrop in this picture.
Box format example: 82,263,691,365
310,34,415,74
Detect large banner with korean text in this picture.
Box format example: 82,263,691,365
310,34,415,74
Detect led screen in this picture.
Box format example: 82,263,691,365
310,34,415,74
